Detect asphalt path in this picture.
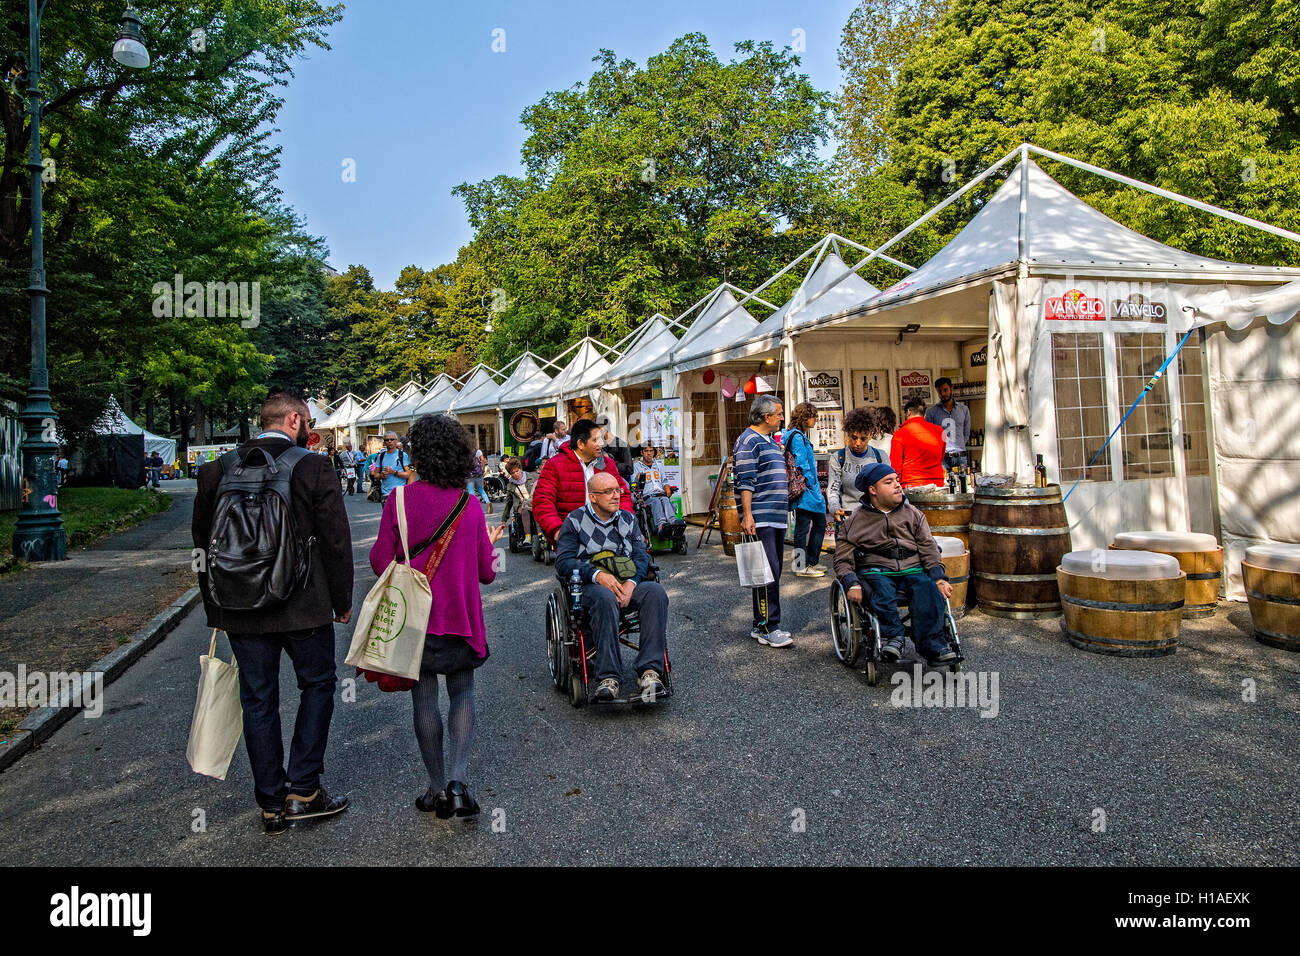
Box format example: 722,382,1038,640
1,485,1297,865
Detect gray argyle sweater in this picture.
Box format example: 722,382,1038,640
555,504,650,584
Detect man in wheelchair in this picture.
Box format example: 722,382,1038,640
555,471,669,702
832,462,958,665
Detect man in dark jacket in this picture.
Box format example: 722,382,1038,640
833,462,956,665
555,471,668,702
192,388,353,834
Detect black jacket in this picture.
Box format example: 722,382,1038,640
193,435,354,634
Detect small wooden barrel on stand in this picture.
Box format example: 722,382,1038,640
719,477,741,558
1110,531,1222,618
934,535,969,619
1057,549,1185,657
1242,544,1300,652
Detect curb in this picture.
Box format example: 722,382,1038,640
0,586,202,774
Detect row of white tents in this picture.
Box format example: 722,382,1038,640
318,145,1300,599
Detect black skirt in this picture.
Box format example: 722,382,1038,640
420,632,489,675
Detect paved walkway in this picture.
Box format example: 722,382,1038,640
1,487,1297,864
0,483,196,721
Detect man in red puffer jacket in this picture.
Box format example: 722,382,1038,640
533,417,632,544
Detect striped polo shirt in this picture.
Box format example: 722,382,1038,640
732,427,788,529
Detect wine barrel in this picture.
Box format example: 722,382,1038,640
934,535,969,619
1243,545,1300,652
1110,531,1221,618
907,489,973,551
718,477,741,558
969,484,1072,618
1057,562,1184,657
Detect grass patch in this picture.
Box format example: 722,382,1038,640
0,716,20,737
0,486,172,557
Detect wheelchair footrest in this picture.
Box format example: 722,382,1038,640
590,686,673,705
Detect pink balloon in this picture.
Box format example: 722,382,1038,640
721,375,736,398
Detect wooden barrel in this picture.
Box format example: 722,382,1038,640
1243,562,1300,652
1057,568,1185,657
718,477,741,558
1110,543,1222,618
907,489,973,551
944,549,969,619
969,484,1072,618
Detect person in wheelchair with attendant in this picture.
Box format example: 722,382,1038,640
552,471,671,705
831,462,962,682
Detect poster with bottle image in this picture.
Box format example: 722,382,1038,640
853,369,889,408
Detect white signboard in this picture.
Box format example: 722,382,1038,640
640,398,683,490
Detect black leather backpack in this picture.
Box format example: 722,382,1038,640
206,445,315,610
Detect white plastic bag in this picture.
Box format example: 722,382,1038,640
736,537,774,587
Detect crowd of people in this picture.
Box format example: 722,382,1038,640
192,384,966,834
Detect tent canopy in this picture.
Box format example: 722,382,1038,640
410,373,461,416
448,365,504,412
602,315,681,390
380,380,433,423
463,353,551,412
93,396,176,463
671,286,761,371
352,387,398,427
317,393,367,429
554,337,617,399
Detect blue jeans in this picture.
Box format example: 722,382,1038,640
943,452,968,470
468,477,489,507
793,508,826,568
580,580,669,682
226,624,337,811
857,570,949,660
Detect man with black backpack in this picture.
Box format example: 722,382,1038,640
192,388,354,835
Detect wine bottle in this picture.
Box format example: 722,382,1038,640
1035,454,1047,488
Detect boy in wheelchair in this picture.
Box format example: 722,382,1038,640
555,472,670,702
832,463,958,665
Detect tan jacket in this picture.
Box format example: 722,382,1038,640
832,498,948,585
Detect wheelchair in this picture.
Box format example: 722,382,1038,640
506,504,534,553
545,566,673,707
828,573,963,686
633,476,687,555
531,527,555,565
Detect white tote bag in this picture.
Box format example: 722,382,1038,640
345,484,431,681
735,534,774,587
186,628,244,780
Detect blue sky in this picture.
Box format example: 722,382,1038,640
270,0,860,289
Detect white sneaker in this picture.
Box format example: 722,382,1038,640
795,566,826,577
751,628,793,648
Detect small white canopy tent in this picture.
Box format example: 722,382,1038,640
602,315,681,391
352,386,399,429
797,144,1300,598
462,353,550,414
447,365,504,413
93,396,176,464
669,284,765,382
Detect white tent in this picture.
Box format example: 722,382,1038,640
380,380,433,426
352,386,399,428
602,315,682,391
93,396,176,464
316,393,366,430
670,285,763,374
799,145,1300,598
408,373,461,416
448,365,504,412
554,337,618,400
461,353,550,413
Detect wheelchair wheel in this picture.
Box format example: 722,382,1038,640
569,673,586,708
829,579,861,667
531,532,543,562
508,519,523,553
545,589,569,691
544,542,555,566
673,536,688,555
865,661,878,686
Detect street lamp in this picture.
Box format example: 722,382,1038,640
11,1,149,562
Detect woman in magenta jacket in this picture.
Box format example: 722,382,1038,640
369,414,505,819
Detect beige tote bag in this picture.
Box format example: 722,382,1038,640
345,484,432,681
186,628,244,780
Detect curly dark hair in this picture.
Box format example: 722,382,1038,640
790,401,818,432
843,407,875,436
407,414,475,489
872,405,897,438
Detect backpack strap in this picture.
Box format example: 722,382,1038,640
837,448,846,470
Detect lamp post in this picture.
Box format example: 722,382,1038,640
11,2,148,562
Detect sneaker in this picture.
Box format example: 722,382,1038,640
638,669,666,700
930,647,958,663
751,628,794,648
262,807,289,835
284,786,350,825
594,678,619,701
881,637,905,661
794,567,825,577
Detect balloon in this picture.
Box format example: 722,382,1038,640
702,368,715,385
721,376,736,398
743,376,757,396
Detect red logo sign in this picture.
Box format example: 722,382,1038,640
899,372,930,387
307,431,321,447
1046,288,1105,320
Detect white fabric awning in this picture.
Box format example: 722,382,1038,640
603,316,680,390
448,365,503,412
671,286,760,371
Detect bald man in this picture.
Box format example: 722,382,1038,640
555,472,669,702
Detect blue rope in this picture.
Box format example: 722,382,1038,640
1061,327,1197,504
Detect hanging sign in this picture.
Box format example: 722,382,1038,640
805,371,842,409
897,369,933,414
640,398,683,488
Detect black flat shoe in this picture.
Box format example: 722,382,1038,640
262,809,288,835
445,781,480,817
285,786,350,824
416,788,452,819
